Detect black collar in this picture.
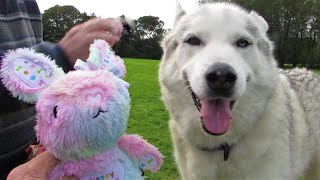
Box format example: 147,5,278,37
199,143,231,161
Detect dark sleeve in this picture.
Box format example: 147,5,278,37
33,42,73,73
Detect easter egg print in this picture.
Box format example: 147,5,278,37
16,66,22,71
30,75,36,80
38,80,44,86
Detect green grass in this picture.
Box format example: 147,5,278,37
314,69,320,75
124,58,179,179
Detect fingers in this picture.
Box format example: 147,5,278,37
58,17,125,65
7,151,60,180
82,18,124,36
87,31,120,46
65,23,83,38
63,18,122,46
68,31,119,61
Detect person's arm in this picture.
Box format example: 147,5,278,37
34,42,73,73
33,18,124,73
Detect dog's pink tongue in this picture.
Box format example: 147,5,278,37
200,99,231,135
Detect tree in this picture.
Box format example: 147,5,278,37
42,5,93,43
42,8,167,60
134,16,165,59
114,15,166,60
136,16,166,41
198,0,320,68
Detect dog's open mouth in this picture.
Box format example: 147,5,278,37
188,82,236,136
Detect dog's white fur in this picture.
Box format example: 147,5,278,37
159,2,320,179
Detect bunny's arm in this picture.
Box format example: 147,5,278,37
117,134,164,172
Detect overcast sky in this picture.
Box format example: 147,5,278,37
37,0,199,29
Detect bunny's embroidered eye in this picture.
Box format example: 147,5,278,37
53,106,58,118
93,109,107,119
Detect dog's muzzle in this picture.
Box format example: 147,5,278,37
185,63,237,136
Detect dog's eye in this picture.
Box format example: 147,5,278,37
185,36,202,46
236,38,251,48
53,106,58,118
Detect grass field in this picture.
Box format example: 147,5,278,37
124,58,179,179
315,69,320,74
123,58,320,179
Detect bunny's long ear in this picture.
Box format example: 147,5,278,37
0,48,64,103
86,39,127,78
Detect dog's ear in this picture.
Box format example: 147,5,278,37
250,11,269,33
0,48,64,103
175,0,186,25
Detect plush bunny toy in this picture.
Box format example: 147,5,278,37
0,40,163,180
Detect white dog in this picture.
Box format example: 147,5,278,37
159,1,320,179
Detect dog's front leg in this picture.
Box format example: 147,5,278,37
170,120,195,180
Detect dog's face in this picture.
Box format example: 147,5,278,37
159,3,278,146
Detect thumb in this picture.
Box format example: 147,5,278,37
7,151,60,180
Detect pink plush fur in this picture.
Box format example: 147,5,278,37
38,70,116,109
35,70,119,161
49,147,120,179
114,55,127,77
86,39,127,78
118,134,164,172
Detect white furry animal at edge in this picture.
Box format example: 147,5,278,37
159,1,320,180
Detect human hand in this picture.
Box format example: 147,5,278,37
7,151,75,180
59,17,124,66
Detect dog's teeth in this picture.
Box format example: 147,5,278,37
187,80,201,111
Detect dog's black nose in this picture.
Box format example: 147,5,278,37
206,63,237,95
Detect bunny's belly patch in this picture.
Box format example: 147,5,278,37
79,160,124,180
